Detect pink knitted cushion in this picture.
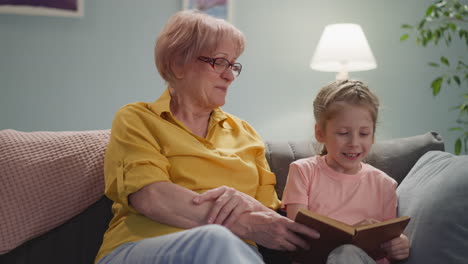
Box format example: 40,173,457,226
0,129,110,254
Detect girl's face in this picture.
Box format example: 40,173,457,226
315,102,375,174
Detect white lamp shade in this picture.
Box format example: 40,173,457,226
310,24,377,73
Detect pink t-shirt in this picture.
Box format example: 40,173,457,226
282,155,397,264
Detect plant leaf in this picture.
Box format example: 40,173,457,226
440,56,450,66
400,34,409,41
455,138,462,155
418,19,426,30
426,5,435,17
453,75,461,86
435,1,446,8
449,23,457,31
428,62,440,67
401,24,413,29
461,104,468,113
431,77,443,96
426,30,433,40
435,29,441,43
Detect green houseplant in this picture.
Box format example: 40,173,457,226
401,0,468,154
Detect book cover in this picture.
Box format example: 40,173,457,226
293,208,410,263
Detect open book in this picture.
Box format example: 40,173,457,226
293,208,410,263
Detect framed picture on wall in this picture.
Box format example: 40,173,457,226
0,0,84,18
183,0,232,22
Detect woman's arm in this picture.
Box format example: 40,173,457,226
131,182,272,229
192,186,319,251
231,210,320,251
192,186,272,227
129,181,215,229
130,181,320,251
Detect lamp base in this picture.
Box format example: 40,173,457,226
336,71,349,80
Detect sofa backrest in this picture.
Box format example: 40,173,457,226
0,130,445,264
265,132,444,199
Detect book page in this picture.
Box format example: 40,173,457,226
296,208,356,235
355,216,410,232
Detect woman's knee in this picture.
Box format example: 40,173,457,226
195,224,236,241
193,225,262,262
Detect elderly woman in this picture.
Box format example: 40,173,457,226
95,10,376,264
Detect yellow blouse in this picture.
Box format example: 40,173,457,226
95,89,280,263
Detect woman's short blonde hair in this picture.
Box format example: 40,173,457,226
155,10,246,85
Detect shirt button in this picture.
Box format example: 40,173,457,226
205,143,214,150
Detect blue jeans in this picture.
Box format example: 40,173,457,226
327,244,376,264
97,225,263,264
98,225,375,264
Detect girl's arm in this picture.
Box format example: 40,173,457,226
286,203,308,220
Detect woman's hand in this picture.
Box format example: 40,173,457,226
192,186,269,227
232,210,320,251
381,234,410,260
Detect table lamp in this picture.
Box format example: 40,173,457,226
310,23,377,80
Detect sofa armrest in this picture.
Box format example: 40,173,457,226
0,196,113,264
0,129,110,255
397,151,468,264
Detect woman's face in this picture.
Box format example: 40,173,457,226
180,38,239,110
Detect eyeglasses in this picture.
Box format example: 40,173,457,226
198,56,242,77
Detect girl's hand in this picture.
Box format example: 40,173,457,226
381,234,410,260
192,186,269,227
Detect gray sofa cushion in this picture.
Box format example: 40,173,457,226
265,132,444,199
365,132,444,184
397,151,468,264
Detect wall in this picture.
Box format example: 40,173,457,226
0,0,463,153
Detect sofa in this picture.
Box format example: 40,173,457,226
1,129,467,264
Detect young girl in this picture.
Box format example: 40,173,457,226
282,80,410,264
